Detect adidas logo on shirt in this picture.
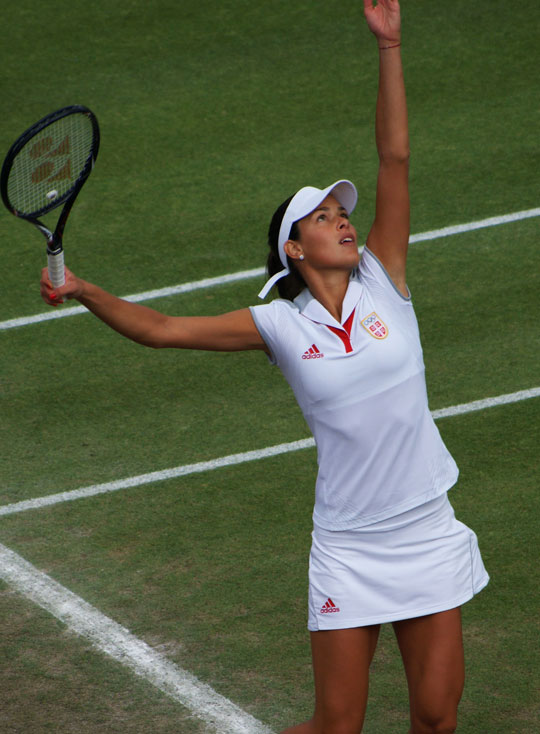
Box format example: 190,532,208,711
302,344,324,359
320,598,340,614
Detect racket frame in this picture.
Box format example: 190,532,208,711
0,104,100,287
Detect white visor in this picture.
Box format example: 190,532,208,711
258,179,358,299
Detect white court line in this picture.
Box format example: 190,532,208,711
1,206,539,332
0,543,273,734
0,268,265,332
407,207,540,243
1,388,538,519
430,387,540,418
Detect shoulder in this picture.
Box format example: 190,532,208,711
250,297,300,325
250,297,303,365
359,246,412,303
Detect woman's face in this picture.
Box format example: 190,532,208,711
293,194,359,272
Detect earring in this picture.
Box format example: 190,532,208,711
299,255,305,261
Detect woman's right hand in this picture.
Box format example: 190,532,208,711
40,266,84,306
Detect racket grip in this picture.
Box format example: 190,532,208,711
48,248,65,288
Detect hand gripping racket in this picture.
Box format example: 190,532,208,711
1,105,100,288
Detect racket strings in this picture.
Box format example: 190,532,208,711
6,113,95,216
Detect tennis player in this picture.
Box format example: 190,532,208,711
41,1,488,732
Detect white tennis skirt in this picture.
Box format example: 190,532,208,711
308,493,489,631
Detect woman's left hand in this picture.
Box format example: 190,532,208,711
363,0,401,45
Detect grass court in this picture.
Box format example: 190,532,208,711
0,1,539,731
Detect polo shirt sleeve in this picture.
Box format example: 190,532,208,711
250,299,296,366
359,246,412,304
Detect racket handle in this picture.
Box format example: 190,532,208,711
48,248,65,288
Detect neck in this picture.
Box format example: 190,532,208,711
304,270,351,322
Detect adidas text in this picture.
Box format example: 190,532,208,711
302,344,324,359
320,598,340,614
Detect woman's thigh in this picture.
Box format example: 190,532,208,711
392,607,464,732
310,625,380,733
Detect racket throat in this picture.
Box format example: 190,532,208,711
46,236,63,257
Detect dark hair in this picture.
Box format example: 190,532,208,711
266,196,307,301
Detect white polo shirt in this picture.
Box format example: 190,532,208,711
250,247,458,530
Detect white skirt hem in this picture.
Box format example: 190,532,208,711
308,574,489,631
307,492,489,632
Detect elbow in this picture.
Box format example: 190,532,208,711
132,331,169,350
378,147,410,165
144,340,164,350
137,315,177,349
142,336,169,350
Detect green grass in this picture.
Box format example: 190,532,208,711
0,581,206,733
1,0,539,732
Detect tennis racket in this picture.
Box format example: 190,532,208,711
0,105,100,289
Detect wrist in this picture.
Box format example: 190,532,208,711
378,38,401,50
74,278,91,302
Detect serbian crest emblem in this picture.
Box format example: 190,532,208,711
361,311,388,339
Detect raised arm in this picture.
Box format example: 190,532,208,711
40,268,267,352
363,0,410,297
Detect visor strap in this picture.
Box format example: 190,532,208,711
257,268,290,300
